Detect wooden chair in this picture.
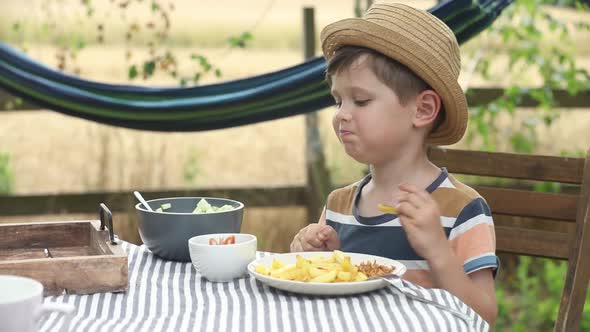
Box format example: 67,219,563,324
428,147,590,332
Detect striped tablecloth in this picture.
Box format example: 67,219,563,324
40,241,489,332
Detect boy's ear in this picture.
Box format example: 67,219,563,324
413,90,441,129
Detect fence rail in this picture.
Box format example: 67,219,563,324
0,186,308,217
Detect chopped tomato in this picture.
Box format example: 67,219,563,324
222,235,236,245
208,235,236,245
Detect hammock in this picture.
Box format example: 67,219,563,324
0,0,513,131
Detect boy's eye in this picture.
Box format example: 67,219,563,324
354,99,370,106
334,100,342,108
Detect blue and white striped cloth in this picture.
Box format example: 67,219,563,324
40,241,489,332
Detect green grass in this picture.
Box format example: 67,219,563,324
0,16,303,50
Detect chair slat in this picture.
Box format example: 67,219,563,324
496,226,571,259
474,186,579,221
429,147,584,184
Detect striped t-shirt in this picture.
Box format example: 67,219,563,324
325,168,499,288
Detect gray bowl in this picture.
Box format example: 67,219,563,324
135,197,244,262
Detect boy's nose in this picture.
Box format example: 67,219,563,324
335,106,352,122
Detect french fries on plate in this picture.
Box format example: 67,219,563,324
254,250,369,283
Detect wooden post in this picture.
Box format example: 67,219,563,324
303,7,331,224
354,0,373,17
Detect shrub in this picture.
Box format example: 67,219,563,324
496,256,590,330
0,152,14,194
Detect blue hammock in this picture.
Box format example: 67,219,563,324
0,0,512,131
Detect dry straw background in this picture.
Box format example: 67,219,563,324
0,0,589,252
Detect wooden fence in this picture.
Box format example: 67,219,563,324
0,187,307,217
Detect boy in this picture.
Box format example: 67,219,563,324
290,2,498,325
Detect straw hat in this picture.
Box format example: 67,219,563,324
320,2,467,145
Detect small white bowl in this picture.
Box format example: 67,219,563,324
188,233,257,282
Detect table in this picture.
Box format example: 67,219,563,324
40,241,489,332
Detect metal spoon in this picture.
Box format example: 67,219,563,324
133,191,153,211
377,275,473,323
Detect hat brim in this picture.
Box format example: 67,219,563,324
321,18,468,146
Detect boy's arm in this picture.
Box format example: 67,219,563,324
429,248,498,326
396,183,498,325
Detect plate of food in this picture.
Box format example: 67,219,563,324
247,250,406,296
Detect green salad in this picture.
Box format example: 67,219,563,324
155,198,234,213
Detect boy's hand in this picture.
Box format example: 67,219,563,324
290,224,340,252
396,183,451,261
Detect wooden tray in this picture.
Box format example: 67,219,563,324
0,204,128,296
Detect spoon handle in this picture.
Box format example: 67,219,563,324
134,191,153,211
382,277,473,323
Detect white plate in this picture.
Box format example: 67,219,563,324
247,251,406,296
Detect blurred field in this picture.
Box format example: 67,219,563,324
0,0,589,252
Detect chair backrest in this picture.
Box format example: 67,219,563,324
427,147,590,332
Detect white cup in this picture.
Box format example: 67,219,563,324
0,275,75,332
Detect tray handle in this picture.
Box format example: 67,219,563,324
99,203,117,245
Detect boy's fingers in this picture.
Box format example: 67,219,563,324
321,226,341,250
290,237,302,252
399,183,419,193
414,188,432,201
396,201,418,218
292,225,340,252
302,226,326,249
398,192,422,209
320,226,333,237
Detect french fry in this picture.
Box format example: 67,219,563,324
378,203,398,214
354,272,368,282
341,256,352,272
309,270,337,283
272,258,284,269
276,268,300,280
309,266,329,278
307,254,326,263
296,255,310,269
255,265,270,276
333,250,345,263
270,264,296,278
337,271,352,282
295,267,311,282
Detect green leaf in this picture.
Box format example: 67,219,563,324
74,39,86,50
227,31,253,48
128,65,138,79
0,152,14,194
151,2,160,12
510,132,534,154
143,60,156,77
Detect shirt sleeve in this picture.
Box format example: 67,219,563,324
449,197,500,276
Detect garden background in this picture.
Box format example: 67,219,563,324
0,0,589,329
